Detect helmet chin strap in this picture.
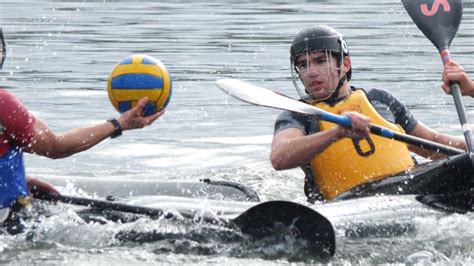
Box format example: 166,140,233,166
323,75,347,106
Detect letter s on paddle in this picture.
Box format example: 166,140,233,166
421,0,451,16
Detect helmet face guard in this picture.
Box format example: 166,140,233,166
290,26,351,102
0,28,6,70
291,45,344,102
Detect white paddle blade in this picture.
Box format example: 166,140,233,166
215,78,319,116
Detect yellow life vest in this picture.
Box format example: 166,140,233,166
311,90,414,200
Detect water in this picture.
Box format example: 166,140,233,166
1,0,473,264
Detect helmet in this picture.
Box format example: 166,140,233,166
290,25,351,80
0,28,6,70
290,25,352,103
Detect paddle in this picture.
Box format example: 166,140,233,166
32,189,335,258
401,0,474,156
215,78,464,156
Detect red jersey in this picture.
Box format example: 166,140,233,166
0,89,35,156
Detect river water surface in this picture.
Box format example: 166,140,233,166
0,0,473,264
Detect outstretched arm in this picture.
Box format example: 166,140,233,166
22,97,165,159
408,121,466,159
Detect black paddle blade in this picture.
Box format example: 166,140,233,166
232,200,335,258
402,0,463,51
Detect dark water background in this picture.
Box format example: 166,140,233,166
0,0,473,264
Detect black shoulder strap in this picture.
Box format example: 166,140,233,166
302,164,324,203
350,86,368,94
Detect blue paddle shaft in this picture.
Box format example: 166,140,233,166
319,111,396,139
314,105,464,155
215,78,464,155
318,112,352,128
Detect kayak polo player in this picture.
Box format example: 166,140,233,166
270,25,466,201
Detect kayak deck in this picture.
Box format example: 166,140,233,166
335,153,472,201
42,176,260,202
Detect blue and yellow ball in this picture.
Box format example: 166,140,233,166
107,54,172,116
